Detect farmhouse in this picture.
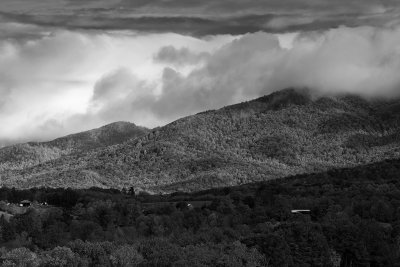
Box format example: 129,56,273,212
19,200,32,207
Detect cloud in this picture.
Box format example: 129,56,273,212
0,26,235,144
74,26,400,134
0,0,399,35
0,82,11,110
2,22,400,145
266,16,316,30
115,0,397,17
0,22,50,41
154,46,209,66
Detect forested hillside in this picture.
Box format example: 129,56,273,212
1,158,400,266
2,88,400,191
0,122,148,172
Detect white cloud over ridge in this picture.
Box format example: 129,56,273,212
1,23,400,145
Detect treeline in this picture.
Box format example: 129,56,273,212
1,158,400,265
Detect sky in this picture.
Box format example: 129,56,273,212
1,0,400,146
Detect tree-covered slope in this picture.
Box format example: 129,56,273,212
2,88,400,191
0,121,148,171
2,157,400,266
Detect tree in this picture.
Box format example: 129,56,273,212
110,245,143,266
70,220,103,241
242,233,293,267
0,216,15,242
2,247,40,267
138,238,182,266
67,240,111,266
217,241,266,267
40,246,81,267
128,187,135,197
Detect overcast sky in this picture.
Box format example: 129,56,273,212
1,0,400,146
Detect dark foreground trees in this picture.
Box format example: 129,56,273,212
2,159,400,265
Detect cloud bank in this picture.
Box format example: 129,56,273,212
1,23,400,145
89,25,400,127
0,0,399,35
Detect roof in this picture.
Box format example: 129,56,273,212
20,200,31,203
291,209,311,213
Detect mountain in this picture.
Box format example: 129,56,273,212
0,121,148,171
2,88,400,191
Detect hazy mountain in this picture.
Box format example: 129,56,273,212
0,121,148,171
2,88,400,191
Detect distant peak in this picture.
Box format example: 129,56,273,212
101,121,137,129
110,121,134,125
255,88,312,109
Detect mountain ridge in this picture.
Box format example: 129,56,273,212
2,88,400,192
0,121,148,172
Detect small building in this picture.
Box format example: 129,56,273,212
19,200,32,207
291,209,311,214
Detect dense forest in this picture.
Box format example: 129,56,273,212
2,89,400,192
0,122,148,172
1,158,400,266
